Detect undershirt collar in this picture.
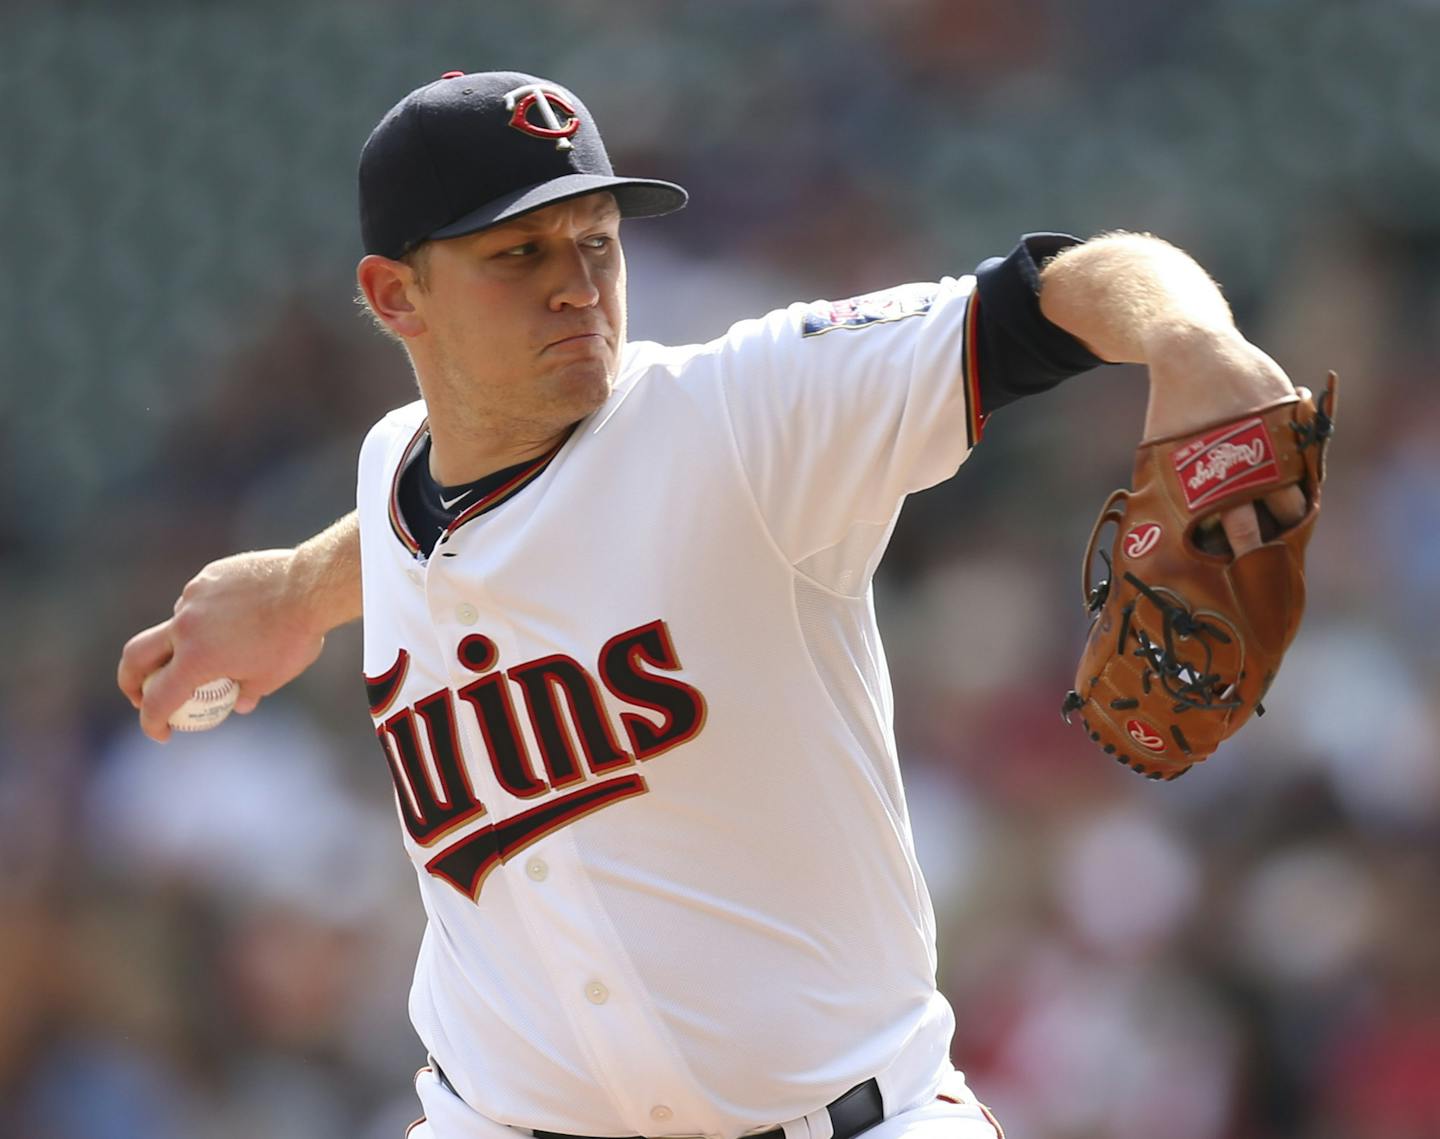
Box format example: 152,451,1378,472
397,435,535,558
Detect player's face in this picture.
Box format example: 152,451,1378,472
415,192,627,435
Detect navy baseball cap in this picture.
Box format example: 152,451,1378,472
360,70,688,259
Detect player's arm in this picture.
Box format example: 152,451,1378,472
117,512,362,742
1034,231,1305,551
1036,232,1293,435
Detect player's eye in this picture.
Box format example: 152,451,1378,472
581,234,613,251
498,242,538,258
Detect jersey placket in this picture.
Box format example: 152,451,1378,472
501,824,719,1137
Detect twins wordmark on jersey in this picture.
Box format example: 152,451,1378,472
366,620,707,902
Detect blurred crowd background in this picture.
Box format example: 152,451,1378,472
3,1,1438,1137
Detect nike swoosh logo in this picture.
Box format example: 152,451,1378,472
439,490,473,510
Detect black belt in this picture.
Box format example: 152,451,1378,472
430,1062,883,1139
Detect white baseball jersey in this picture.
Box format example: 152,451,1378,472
357,275,988,1139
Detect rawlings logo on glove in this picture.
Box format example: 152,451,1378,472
1062,373,1337,780
1174,419,1280,508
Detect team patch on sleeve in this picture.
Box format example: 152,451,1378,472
801,283,936,337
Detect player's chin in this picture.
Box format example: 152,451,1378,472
544,356,616,411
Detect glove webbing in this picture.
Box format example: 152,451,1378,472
1118,571,1241,715
1060,569,1258,763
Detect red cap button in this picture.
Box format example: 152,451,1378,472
440,71,465,79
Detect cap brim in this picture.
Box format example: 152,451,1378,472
428,174,687,243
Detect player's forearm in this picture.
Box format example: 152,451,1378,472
1037,232,1296,438
1036,232,1233,363
289,511,364,633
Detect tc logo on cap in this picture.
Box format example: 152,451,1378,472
505,84,581,150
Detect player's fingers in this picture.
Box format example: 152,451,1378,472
1219,502,1263,558
117,621,175,709
137,701,173,743
138,659,215,743
234,692,261,715
1265,484,1307,527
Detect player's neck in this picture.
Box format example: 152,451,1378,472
426,421,573,486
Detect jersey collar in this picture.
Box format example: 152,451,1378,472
387,420,573,557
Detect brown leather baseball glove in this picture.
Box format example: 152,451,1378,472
1062,373,1337,779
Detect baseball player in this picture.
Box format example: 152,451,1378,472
118,71,1304,1139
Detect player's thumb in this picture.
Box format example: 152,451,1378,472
234,688,262,715
138,665,195,743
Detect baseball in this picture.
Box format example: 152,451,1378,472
148,676,240,732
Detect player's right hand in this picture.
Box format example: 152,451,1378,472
116,550,328,742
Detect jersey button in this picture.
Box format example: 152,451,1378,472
649,1106,673,1123
455,603,479,625
525,857,548,882
584,981,609,1005
407,568,422,585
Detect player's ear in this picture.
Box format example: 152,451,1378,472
357,254,427,338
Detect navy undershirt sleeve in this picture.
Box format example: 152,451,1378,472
972,232,1108,415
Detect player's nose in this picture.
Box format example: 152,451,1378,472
548,242,602,311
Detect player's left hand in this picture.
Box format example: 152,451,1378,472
1142,329,1307,555
1064,372,1337,778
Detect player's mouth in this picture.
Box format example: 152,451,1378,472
543,331,608,354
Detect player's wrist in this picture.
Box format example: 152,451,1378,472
1141,325,1296,440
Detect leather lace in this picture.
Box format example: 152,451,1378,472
1119,572,1241,713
